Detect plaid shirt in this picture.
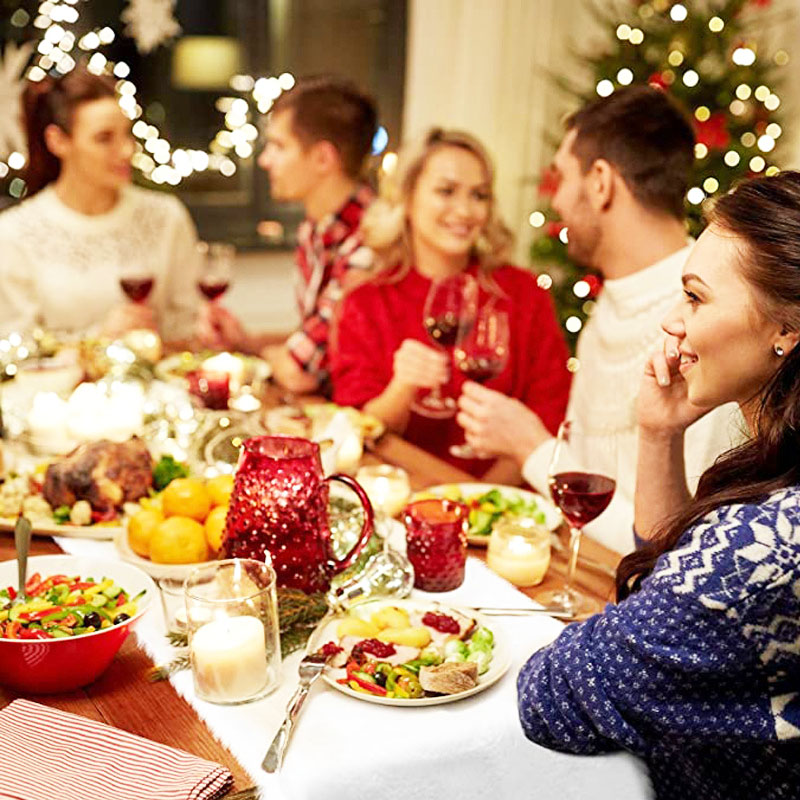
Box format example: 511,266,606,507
286,184,374,387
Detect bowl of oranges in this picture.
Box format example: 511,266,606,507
114,473,233,579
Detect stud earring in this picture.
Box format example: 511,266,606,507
774,344,785,357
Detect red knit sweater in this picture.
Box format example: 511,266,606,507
331,264,571,476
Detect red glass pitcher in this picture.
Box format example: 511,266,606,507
220,436,374,593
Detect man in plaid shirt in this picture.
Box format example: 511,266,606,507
258,76,377,394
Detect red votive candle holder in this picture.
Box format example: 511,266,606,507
187,370,230,410
403,499,468,592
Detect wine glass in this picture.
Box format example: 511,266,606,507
450,300,510,459
536,420,617,617
119,267,155,304
413,273,477,419
197,241,234,301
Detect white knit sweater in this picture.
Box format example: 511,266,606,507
0,185,199,340
523,244,742,554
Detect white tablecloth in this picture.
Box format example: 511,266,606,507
55,538,651,799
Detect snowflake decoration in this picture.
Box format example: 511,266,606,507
122,0,182,54
0,41,34,158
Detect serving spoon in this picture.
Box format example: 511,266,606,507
14,516,32,600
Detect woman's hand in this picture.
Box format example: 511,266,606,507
456,382,551,465
637,334,711,437
99,303,156,339
196,303,249,352
391,339,449,390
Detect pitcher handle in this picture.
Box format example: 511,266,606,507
323,474,374,575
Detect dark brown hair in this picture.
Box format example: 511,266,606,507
566,85,695,219
617,171,800,601
271,75,377,179
23,67,117,195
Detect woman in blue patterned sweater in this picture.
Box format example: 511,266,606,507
517,171,800,799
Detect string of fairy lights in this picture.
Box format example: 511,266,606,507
1,0,298,195
526,0,789,341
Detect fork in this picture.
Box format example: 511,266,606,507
262,651,330,773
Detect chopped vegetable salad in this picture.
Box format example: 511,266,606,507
0,573,144,640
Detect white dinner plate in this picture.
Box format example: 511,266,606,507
0,516,121,541
412,483,562,546
306,597,511,707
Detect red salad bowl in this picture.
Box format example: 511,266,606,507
0,554,156,693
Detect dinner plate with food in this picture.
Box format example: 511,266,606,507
412,483,561,546
0,439,154,540
264,403,385,443
306,598,511,707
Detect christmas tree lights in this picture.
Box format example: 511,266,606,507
0,0,295,197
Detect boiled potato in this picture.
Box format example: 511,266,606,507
377,626,432,648
370,606,410,630
337,617,380,638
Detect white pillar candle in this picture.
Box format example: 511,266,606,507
190,615,269,703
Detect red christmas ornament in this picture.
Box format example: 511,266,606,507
749,0,772,7
546,221,566,239
538,166,560,198
694,112,730,150
647,72,668,90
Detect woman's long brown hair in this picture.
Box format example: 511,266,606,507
616,171,800,601
23,67,116,196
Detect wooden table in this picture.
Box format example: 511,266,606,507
0,431,622,796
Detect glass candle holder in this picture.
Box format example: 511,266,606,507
487,516,551,587
157,577,188,634
187,369,230,410
403,499,468,592
185,559,281,705
355,465,411,518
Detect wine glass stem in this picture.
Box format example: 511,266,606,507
565,525,582,589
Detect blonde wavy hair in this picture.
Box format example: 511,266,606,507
360,128,514,283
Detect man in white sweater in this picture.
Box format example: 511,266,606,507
457,86,740,554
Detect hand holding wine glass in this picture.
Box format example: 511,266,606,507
536,421,617,617
414,273,477,418
450,300,510,459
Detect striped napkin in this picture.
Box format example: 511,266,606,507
0,699,234,800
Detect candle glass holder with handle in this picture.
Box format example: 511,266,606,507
451,299,510,459
536,421,617,617
185,558,281,705
413,273,477,419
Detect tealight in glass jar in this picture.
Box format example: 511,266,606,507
487,516,551,587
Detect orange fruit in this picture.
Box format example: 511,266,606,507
206,474,234,507
204,504,229,552
149,516,209,564
161,478,211,522
128,509,163,558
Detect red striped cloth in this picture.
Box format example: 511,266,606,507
0,699,234,800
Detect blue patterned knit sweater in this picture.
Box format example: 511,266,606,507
517,487,800,799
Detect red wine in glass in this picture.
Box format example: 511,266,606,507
456,354,506,383
198,280,229,301
120,276,154,303
548,471,616,528
536,420,617,617
424,313,460,347
450,304,509,459
413,274,477,418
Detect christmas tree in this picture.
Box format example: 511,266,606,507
530,0,791,351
